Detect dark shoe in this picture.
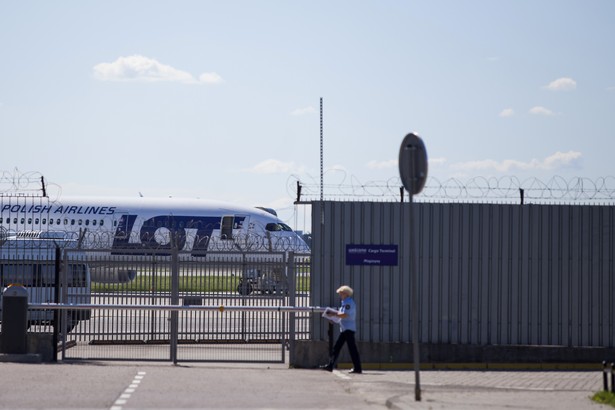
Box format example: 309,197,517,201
348,368,362,374
319,364,333,372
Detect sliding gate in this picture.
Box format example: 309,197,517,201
59,249,311,363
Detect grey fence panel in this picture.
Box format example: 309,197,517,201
581,206,593,347
600,207,614,347
423,203,436,344
311,201,615,348
588,205,600,346
509,205,521,345
418,203,429,343
442,204,454,344
44,249,312,362
570,205,581,347
493,204,503,345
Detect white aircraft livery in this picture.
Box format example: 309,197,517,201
0,196,310,255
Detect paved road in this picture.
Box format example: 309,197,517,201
0,362,607,409
354,369,606,409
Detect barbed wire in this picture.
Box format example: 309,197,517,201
0,168,62,200
0,229,309,252
7,168,615,205
3,169,614,252
288,174,615,204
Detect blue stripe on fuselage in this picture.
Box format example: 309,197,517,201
112,215,246,256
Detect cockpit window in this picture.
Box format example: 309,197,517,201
266,223,293,232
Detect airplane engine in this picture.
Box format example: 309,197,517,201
90,267,137,283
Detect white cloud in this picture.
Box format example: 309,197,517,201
607,86,615,92
430,157,447,166
529,106,556,116
327,164,348,172
246,159,300,174
542,150,582,168
198,72,224,84
545,77,577,91
451,150,581,173
499,108,514,117
290,106,315,116
367,159,397,169
367,157,446,169
93,55,223,85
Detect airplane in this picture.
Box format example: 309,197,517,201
0,196,310,283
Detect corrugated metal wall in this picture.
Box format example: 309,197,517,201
311,201,615,348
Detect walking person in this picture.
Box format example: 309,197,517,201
320,285,363,374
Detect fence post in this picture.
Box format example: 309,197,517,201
611,362,614,393
287,252,296,364
170,244,180,364
603,361,613,392
53,246,61,362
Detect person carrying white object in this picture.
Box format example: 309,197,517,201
319,285,363,374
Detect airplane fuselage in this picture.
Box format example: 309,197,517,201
0,196,309,255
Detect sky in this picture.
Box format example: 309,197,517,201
1,1,614,232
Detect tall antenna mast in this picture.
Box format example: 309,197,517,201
320,97,323,201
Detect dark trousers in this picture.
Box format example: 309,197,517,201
329,330,362,371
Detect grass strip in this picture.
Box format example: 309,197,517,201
92,275,310,293
592,391,615,407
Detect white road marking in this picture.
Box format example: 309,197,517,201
110,371,146,410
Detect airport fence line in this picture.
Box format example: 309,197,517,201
29,302,326,364
0,244,312,363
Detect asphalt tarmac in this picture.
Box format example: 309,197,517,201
0,361,607,409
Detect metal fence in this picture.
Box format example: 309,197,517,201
71,249,311,362
1,245,311,363
311,201,615,348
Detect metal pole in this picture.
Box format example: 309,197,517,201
603,361,609,391
53,246,60,362
611,362,614,393
409,193,421,401
61,249,69,358
30,303,331,313
288,252,296,364
150,257,158,341
170,244,179,364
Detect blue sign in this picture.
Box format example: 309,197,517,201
346,244,398,266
